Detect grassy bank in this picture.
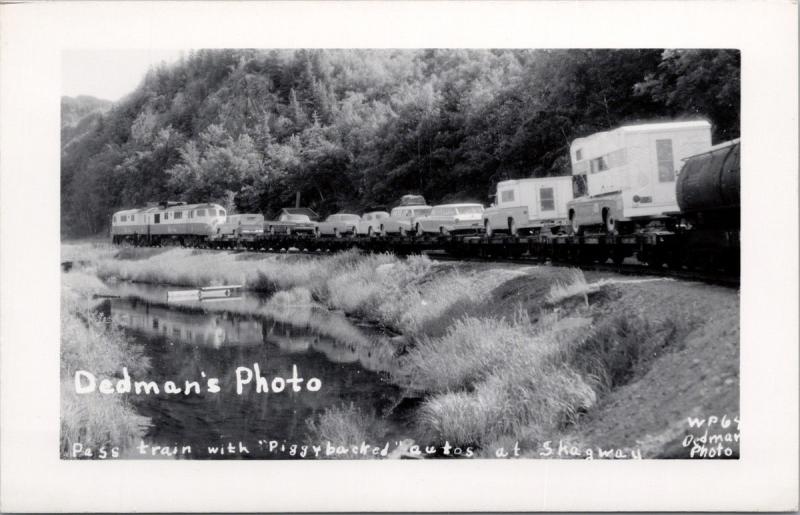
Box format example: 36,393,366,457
61,272,151,458
64,243,739,458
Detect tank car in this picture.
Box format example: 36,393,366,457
637,139,740,271
676,139,740,230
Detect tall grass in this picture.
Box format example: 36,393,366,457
305,403,391,459
406,311,597,446
61,276,151,458
92,245,522,337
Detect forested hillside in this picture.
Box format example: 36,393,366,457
61,49,739,237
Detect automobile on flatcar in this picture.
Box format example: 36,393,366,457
356,211,390,236
266,209,318,236
414,203,484,236
566,120,712,235
381,204,432,236
216,214,265,242
483,177,573,237
398,194,426,207
316,214,361,237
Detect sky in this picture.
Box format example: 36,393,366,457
62,49,186,102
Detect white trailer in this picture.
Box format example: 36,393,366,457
566,120,712,234
482,176,574,236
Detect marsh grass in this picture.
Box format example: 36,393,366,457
61,276,151,458
305,403,391,458
92,245,519,338
568,314,681,393
545,268,590,306
408,310,597,446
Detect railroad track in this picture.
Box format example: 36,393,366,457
425,251,740,288
135,234,740,289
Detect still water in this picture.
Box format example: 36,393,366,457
98,282,410,459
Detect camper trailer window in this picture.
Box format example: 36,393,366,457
656,139,675,182
573,175,588,198
500,190,515,203
575,149,582,161
539,188,555,211
174,212,182,220
590,156,608,173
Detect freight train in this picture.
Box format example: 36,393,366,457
111,121,740,275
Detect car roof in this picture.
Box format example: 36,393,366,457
281,207,319,220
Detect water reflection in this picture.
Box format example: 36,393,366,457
104,288,407,459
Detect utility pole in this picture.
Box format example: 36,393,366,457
295,191,301,208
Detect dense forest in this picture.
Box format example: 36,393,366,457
61,49,740,237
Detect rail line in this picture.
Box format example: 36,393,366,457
130,231,740,288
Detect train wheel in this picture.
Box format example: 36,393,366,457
508,219,518,237
570,214,581,236
603,208,617,235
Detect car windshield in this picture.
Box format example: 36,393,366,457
412,207,432,216
456,205,483,214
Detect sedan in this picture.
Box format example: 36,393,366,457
414,203,485,235
381,205,432,236
356,211,390,236
266,213,318,235
316,213,361,237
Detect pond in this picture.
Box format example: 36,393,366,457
96,282,414,459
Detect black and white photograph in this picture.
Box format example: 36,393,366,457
59,47,742,462
0,1,797,512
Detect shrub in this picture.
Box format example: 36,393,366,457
60,286,151,458
305,403,391,459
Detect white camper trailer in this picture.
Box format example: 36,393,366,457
567,120,712,234
482,176,574,236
